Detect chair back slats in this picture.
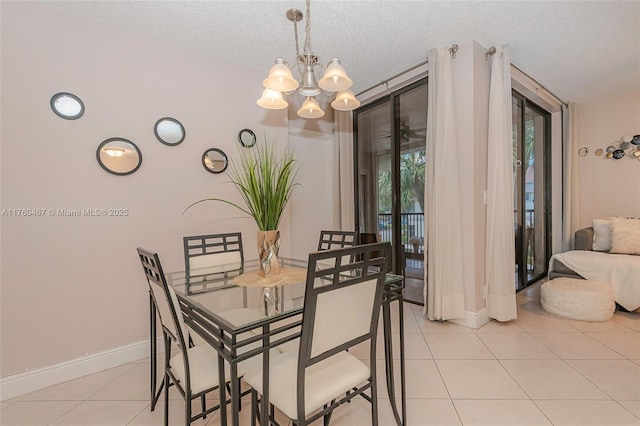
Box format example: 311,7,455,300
317,230,357,267
317,230,356,251
184,233,244,279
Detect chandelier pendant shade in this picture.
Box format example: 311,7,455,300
262,59,299,93
318,59,353,92
331,89,360,111
256,88,288,110
257,0,360,118
298,96,325,119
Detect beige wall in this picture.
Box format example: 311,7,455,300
0,2,294,376
288,128,336,256
574,89,640,228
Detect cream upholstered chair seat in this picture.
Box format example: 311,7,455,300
170,345,226,395
218,307,263,327
243,350,369,420
274,338,299,354
169,343,262,395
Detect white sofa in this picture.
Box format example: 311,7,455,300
548,219,640,312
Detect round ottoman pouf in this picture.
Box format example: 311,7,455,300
540,278,615,321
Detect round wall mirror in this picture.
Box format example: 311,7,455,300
202,148,228,174
96,138,142,176
50,92,85,120
238,128,256,148
154,117,185,146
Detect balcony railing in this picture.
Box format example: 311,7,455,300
377,213,424,255
377,209,535,256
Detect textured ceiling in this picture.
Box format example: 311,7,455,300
49,0,640,103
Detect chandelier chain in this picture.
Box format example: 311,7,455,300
293,18,300,57
304,0,312,55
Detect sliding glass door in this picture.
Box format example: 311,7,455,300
355,79,427,304
512,92,551,290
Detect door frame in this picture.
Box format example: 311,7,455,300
353,78,428,277
512,90,552,290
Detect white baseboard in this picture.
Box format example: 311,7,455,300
450,308,490,329
0,338,159,401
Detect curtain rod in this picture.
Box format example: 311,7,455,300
355,43,459,97
355,58,428,97
357,45,568,107
510,63,568,107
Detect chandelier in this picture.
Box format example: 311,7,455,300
256,0,360,118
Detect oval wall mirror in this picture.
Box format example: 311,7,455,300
154,117,185,146
202,148,228,174
96,138,142,176
238,128,256,148
50,92,85,120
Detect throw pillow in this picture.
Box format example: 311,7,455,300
609,217,640,255
592,218,612,251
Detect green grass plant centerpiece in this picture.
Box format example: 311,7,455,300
186,136,300,276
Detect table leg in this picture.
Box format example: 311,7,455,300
260,325,270,426
230,363,240,426
218,353,228,426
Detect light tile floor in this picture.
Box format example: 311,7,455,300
2,282,640,425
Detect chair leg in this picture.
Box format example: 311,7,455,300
370,381,379,426
237,377,243,412
250,389,258,426
323,401,335,426
163,372,169,426
201,394,206,419
185,388,192,426
162,333,170,426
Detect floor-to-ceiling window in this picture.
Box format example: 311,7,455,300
354,79,427,304
512,91,551,290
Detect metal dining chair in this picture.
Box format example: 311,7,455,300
243,242,390,426
183,233,260,410
183,232,244,285
137,247,227,425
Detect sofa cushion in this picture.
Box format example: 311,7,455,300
592,219,611,251
610,217,640,255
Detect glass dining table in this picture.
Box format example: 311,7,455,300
149,257,407,426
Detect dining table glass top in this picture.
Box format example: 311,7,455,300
166,257,403,333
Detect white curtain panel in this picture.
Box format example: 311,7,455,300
333,111,355,231
485,46,517,322
424,47,465,320
562,103,580,250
